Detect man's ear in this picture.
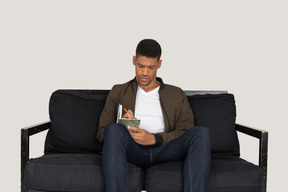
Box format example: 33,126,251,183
133,56,136,66
158,59,162,69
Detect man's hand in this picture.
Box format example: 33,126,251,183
128,126,156,145
122,109,136,119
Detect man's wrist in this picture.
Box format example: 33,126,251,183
152,134,164,147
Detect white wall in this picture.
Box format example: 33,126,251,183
1,1,287,191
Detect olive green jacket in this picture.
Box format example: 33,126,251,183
97,77,194,146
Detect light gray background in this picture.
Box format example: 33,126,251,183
1,1,287,191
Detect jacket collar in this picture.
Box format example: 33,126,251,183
133,77,165,91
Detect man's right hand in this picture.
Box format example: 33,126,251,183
122,109,136,119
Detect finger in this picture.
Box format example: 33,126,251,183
122,113,131,119
130,133,141,142
127,110,134,117
122,109,134,119
122,112,133,119
131,135,145,145
128,126,142,132
128,126,138,133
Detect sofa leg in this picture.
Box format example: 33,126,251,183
259,131,268,192
21,128,29,192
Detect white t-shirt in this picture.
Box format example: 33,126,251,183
134,86,165,134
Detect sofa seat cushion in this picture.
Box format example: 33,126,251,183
24,154,143,192
144,156,262,192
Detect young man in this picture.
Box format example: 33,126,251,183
97,39,211,192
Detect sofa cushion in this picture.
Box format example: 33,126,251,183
188,94,239,155
44,90,108,154
144,156,262,192
24,154,143,192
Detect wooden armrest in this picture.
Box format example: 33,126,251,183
235,124,268,192
21,121,51,192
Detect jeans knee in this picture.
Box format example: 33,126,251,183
103,123,129,141
187,126,211,145
195,126,210,138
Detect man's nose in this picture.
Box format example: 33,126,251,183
142,67,148,75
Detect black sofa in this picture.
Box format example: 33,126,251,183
21,90,268,192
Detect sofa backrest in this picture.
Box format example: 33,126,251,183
187,92,239,155
44,89,239,156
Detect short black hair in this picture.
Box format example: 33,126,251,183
136,39,162,60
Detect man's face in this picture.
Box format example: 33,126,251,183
133,55,162,91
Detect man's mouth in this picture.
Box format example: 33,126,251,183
140,76,149,82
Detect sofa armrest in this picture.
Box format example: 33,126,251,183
235,123,268,192
21,121,51,192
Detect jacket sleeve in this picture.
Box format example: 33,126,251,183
97,86,118,143
155,90,194,145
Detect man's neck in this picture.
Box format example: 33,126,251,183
139,81,160,93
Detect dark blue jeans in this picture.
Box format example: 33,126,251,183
102,123,211,192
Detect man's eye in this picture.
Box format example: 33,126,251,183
149,67,155,70
138,65,143,68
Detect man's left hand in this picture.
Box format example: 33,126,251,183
128,126,156,145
